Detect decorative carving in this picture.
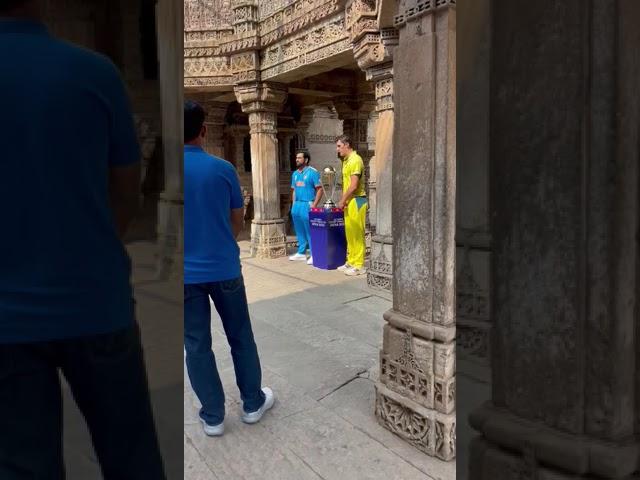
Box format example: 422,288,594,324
184,0,234,31
306,133,337,143
380,328,434,408
374,76,394,111
375,387,456,461
260,0,342,47
368,242,392,291
260,16,349,79
456,238,491,361
394,0,456,28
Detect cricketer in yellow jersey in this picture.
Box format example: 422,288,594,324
335,135,368,276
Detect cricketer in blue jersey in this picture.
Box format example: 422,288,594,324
289,151,323,265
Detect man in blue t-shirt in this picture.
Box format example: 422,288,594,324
288,151,323,265
184,100,274,437
0,1,164,478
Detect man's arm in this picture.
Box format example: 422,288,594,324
338,174,360,209
109,163,141,240
311,186,323,208
231,207,244,239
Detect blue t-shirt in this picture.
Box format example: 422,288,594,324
0,20,141,343
291,166,321,202
184,146,244,284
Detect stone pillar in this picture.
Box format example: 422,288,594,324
203,101,227,158
279,133,292,172
296,107,315,147
334,95,375,158
234,82,288,258
375,3,456,461
155,0,183,280
367,63,394,293
228,126,246,174
468,1,640,479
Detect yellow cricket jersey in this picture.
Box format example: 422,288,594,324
341,151,366,197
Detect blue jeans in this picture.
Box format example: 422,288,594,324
292,200,312,255
184,276,265,425
0,326,165,479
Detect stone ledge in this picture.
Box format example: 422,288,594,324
469,403,640,478
383,309,456,343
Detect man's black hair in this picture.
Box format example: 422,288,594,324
184,100,206,143
296,150,311,164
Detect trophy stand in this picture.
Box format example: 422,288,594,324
309,167,347,269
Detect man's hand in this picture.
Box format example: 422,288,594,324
337,199,346,209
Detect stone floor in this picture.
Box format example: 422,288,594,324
183,241,460,480
59,238,489,480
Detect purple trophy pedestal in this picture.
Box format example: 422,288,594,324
309,208,347,270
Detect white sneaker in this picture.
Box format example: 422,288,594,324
241,387,275,424
337,263,351,271
344,266,367,276
306,256,314,265
289,253,306,261
200,418,224,437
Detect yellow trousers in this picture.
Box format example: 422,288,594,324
345,197,367,268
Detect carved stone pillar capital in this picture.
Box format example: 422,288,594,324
333,94,376,119
367,63,394,112
234,82,287,114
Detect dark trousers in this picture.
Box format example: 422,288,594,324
184,276,265,425
0,326,165,480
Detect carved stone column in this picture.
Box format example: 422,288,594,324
468,1,640,478
366,62,394,293
375,3,456,461
296,107,315,147
228,125,247,174
203,101,227,158
234,82,288,258
278,132,292,172
155,0,183,280
333,95,375,157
